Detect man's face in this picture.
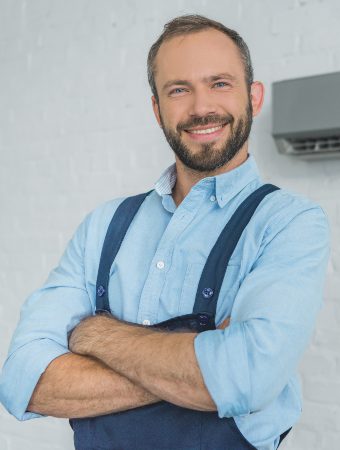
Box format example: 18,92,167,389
152,29,256,173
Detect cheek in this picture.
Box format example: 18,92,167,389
160,99,189,127
221,98,241,114
220,90,249,110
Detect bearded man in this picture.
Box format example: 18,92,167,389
0,14,329,450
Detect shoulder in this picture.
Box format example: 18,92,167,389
78,190,155,249
79,196,130,247
254,185,330,247
87,196,128,229
257,185,329,230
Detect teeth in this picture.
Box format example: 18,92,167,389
188,125,223,135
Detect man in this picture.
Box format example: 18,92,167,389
0,14,329,450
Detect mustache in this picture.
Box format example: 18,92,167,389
177,114,234,132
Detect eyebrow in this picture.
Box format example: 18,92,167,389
161,72,237,92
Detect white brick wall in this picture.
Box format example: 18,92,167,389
0,0,339,448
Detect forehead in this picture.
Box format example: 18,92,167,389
154,29,245,86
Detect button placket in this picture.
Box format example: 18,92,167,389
136,197,200,326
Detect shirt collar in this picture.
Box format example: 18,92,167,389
154,154,261,209
154,163,177,196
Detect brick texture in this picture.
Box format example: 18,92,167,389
0,0,339,448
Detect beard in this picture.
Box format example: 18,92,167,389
159,100,253,173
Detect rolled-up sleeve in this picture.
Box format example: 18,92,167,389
194,205,330,418
0,214,93,420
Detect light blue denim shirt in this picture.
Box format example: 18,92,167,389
0,154,330,450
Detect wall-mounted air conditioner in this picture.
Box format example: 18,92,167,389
272,72,340,159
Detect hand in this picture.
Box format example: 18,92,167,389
68,314,118,355
217,317,230,330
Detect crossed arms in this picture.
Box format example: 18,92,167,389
0,203,329,421
28,314,229,418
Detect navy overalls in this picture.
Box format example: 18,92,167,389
70,184,291,450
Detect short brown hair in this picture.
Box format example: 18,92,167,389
147,14,254,103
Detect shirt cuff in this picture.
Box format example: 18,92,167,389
0,338,70,420
194,322,250,418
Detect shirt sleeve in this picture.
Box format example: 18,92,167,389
0,213,93,421
194,205,330,418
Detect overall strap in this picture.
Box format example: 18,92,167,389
96,190,154,313
193,183,280,315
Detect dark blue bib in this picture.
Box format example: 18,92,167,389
70,184,291,450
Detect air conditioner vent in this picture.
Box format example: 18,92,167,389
289,135,340,154
275,135,340,159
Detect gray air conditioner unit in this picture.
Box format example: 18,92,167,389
272,72,340,159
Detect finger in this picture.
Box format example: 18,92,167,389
217,317,230,329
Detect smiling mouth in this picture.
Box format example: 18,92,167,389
186,124,225,135
183,122,229,141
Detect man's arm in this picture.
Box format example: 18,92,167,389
68,315,218,412
29,317,229,417
27,352,160,418
1,201,159,420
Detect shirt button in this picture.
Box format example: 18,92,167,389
156,260,165,269
210,195,216,202
143,319,151,326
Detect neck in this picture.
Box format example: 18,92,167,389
172,145,249,207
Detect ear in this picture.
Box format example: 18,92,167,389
250,81,265,117
152,96,162,127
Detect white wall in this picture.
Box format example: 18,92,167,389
0,1,339,449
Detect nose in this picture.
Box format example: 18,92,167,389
188,86,217,118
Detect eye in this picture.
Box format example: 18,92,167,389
169,87,187,96
213,81,230,88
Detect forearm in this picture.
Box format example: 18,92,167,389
28,352,160,418
69,316,217,412
103,328,217,411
